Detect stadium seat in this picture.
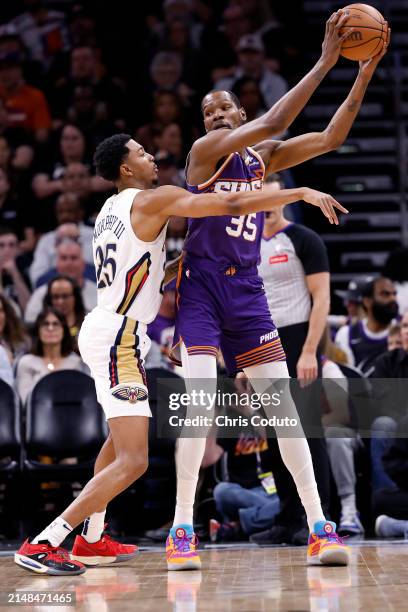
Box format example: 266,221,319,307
23,370,107,480
0,380,21,476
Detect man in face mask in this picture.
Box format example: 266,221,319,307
335,277,399,376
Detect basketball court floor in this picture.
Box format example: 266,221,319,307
0,539,407,611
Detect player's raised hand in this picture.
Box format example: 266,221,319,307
321,9,355,68
300,187,349,225
359,26,390,77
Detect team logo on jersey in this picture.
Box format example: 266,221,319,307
111,384,148,404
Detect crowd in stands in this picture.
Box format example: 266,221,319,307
0,1,407,542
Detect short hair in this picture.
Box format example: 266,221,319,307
200,90,242,113
150,52,182,75
0,225,17,238
388,323,401,336
94,134,131,182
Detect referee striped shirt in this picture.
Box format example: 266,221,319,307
258,223,329,328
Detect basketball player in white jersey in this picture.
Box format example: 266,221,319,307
14,134,346,576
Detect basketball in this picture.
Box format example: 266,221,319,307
339,3,388,61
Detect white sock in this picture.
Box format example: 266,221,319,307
173,437,207,526
341,493,357,518
82,510,106,543
32,516,73,547
245,361,325,532
173,344,216,527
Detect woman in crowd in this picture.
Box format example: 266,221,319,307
0,293,28,362
43,275,86,346
15,307,86,403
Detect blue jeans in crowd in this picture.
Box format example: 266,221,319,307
213,482,280,535
370,416,397,491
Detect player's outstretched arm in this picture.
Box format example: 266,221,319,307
139,184,348,226
193,10,353,162
261,36,390,175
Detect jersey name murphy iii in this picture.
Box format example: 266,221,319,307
93,188,167,324
184,146,265,267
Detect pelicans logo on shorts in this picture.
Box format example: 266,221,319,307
111,384,148,404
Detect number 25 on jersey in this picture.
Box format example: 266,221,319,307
95,243,117,288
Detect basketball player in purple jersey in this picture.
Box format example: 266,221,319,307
166,13,389,569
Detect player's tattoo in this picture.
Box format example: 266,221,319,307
347,99,359,112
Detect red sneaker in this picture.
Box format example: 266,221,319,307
71,532,138,566
15,539,85,576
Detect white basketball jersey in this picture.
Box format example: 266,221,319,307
93,188,167,324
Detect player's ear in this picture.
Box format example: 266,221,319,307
120,162,132,177
239,107,247,122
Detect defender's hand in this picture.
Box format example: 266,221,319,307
300,187,349,225
321,10,355,68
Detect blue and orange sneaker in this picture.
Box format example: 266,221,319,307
307,521,350,566
166,525,201,571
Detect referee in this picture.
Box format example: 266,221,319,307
251,174,331,545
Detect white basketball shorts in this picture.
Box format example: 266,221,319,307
78,307,152,420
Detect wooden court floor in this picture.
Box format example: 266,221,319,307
0,541,407,611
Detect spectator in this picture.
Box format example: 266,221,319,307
388,323,402,351
214,34,288,110
16,306,86,403
0,343,13,386
66,84,115,143
0,168,34,242
0,292,28,361
0,226,31,312
32,124,89,200
335,277,399,376
0,99,34,170
374,414,408,538
153,123,184,168
383,246,408,314
203,426,280,541
232,76,267,122
369,310,408,495
0,49,51,142
330,277,370,331
136,90,185,154
154,151,184,188
29,192,94,287
322,357,365,536
150,51,194,107
52,45,127,128
209,5,251,78
10,0,70,69
25,241,96,326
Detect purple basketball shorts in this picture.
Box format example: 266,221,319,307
170,255,286,374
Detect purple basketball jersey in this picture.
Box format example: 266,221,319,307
184,147,265,267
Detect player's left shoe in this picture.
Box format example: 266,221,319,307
71,528,138,566
166,525,201,571
307,521,350,566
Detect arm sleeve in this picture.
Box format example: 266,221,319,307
287,225,330,275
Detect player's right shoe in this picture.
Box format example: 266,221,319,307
14,539,85,576
166,525,201,571
307,521,350,566
70,532,138,566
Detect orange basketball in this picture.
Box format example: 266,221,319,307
339,3,388,61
